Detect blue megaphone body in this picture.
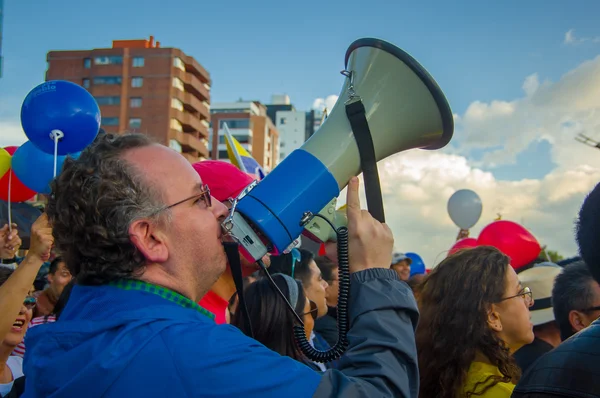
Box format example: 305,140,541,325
222,38,454,262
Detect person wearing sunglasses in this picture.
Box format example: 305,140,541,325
23,132,419,398
0,267,35,397
416,246,535,398
232,274,322,370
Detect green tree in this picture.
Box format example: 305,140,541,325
545,250,564,263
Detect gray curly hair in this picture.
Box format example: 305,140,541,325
46,132,169,285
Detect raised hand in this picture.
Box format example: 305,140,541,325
345,177,394,273
27,214,54,262
0,224,21,259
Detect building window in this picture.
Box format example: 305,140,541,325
219,119,250,129
170,118,183,132
102,117,119,126
279,117,287,125
84,58,91,69
94,96,121,106
131,77,143,88
219,134,250,144
218,150,229,159
169,140,182,153
82,78,90,88
173,57,185,71
130,97,142,108
171,98,184,111
94,56,123,65
132,57,144,67
94,76,122,85
172,77,184,91
129,118,142,129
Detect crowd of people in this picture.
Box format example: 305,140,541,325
1,131,599,397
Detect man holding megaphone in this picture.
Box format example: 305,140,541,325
20,36,458,397
20,132,420,398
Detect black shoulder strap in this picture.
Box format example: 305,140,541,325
223,242,253,338
345,100,386,223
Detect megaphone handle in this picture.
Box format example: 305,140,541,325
345,100,386,223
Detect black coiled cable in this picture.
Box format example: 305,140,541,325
293,224,350,363
257,213,351,364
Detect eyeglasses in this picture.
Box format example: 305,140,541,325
24,295,37,310
153,184,212,215
303,300,318,321
580,305,600,313
499,286,533,306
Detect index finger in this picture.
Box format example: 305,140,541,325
345,177,361,218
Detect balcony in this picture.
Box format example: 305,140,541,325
171,129,209,158
171,109,209,138
178,91,210,121
174,68,209,102
182,55,210,84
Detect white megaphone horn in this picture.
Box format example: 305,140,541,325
222,37,454,262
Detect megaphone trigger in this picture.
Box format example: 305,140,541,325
302,198,348,243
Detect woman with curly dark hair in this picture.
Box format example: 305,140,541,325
416,246,534,398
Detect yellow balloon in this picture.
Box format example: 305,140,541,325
0,148,10,179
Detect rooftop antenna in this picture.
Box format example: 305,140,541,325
575,133,600,150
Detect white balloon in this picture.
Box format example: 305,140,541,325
447,189,483,230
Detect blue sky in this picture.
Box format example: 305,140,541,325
1,0,599,181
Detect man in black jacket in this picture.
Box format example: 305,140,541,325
512,182,600,397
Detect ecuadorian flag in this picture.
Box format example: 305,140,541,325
222,123,266,180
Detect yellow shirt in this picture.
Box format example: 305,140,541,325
462,362,515,397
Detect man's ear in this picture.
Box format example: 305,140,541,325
487,304,503,332
129,219,169,263
569,310,588,333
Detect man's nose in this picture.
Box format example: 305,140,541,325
213,197,230,220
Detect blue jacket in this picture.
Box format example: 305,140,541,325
23,269,420,397
22,281,320,397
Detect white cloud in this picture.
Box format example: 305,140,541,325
458,53,600,170
522,73,540,97
332,151,597,268
312,95,339,113
564,29,600,45
565,29,577,44
313,54,600,267
0,121,27,148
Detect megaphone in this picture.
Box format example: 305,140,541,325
222,37,454,262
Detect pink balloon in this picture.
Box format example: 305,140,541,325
477,220,542,270
449,238,478,256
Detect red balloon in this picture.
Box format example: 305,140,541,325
449,237,478,256
0,146,36,203
477,220,541,270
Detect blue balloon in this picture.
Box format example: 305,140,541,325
11,141,80,194
21,80,101,155
406,252,426,277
